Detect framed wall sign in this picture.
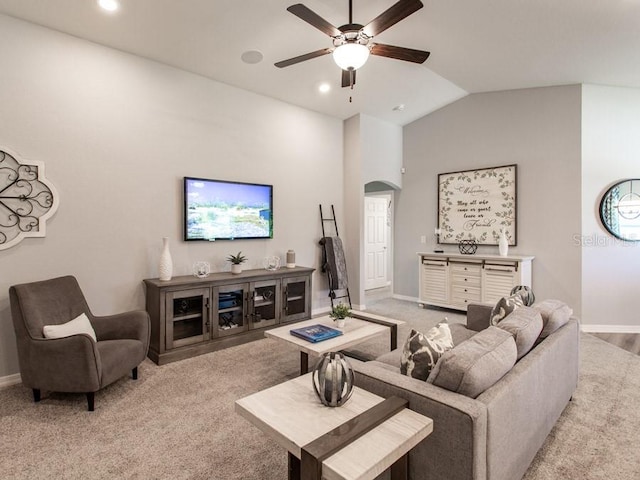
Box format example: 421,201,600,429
438,164,517,245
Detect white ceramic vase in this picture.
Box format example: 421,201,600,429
159,237,173,281
336,318,346,329
498,229,509,257
231,263,242,275
286,250,296,268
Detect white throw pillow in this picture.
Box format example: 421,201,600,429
43,313,97,342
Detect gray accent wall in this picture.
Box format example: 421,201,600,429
0,15,343,378
398,86,583,315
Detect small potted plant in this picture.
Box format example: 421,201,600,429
329,302,352,328
227,251,247,274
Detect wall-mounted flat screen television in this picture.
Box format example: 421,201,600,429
184,177,273,241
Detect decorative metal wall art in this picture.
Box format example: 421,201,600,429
0,148,59,250
438,165,517,246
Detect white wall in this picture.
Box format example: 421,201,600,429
0,15,343,378
343,116,364,308
361,115,403,189
581,85,640,329
399,86,583,313
343,114,402,307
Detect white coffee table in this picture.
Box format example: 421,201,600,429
265,313,404,374
235,373,433,480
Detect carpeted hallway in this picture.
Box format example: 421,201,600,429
1,297,639,479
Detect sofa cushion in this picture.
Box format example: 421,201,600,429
495,306,543,359
43,313,97,342
531,299,573,338
377,323,474,369
400,323,454,381
450,323,478,345
96,339,145,386
490,294,525,326
427,326,517,398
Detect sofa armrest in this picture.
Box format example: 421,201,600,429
352,359,487,480
466,303,493,331
91,310,151,353
475,318,580,480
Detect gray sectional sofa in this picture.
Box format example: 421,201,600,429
351,302,580,480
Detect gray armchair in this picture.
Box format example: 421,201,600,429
9,275,150,411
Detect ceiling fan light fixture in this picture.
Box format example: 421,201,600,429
332,43,370,71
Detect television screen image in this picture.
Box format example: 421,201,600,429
184,177,273,241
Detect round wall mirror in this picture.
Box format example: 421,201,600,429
599,179,640,241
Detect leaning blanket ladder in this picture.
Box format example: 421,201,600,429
319,204,352,309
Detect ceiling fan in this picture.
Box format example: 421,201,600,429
275,0,430,89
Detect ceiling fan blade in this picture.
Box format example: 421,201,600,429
362,0,423,37
275,48,333,68
287,4,341,37
370,43,430,63
341,69,356,88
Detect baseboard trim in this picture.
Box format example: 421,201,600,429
581,324,640,334
312,306,331,317
312,304,366,317
0,373,22,389
392,293,419,303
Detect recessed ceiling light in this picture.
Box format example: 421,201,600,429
98,0,119,12
318,83,331,93
241,50,263,64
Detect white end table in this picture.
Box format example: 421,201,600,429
265,312,405,374
235,373,432,480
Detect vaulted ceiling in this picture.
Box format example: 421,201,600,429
1,0,639,125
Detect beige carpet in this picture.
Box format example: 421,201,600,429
1,298,639,479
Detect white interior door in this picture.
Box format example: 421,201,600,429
365,196,389,290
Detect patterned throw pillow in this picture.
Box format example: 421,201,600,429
400,323,453,381
510,285,536,306
490,294,525,326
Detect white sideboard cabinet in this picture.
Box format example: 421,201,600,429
418,252,534,311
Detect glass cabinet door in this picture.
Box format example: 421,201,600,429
282,276,310,323
249,279,281,329
165,288,210,349
214,283,249,337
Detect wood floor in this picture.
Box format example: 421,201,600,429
590,333,640,356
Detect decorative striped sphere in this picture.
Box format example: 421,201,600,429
312,352,354,407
